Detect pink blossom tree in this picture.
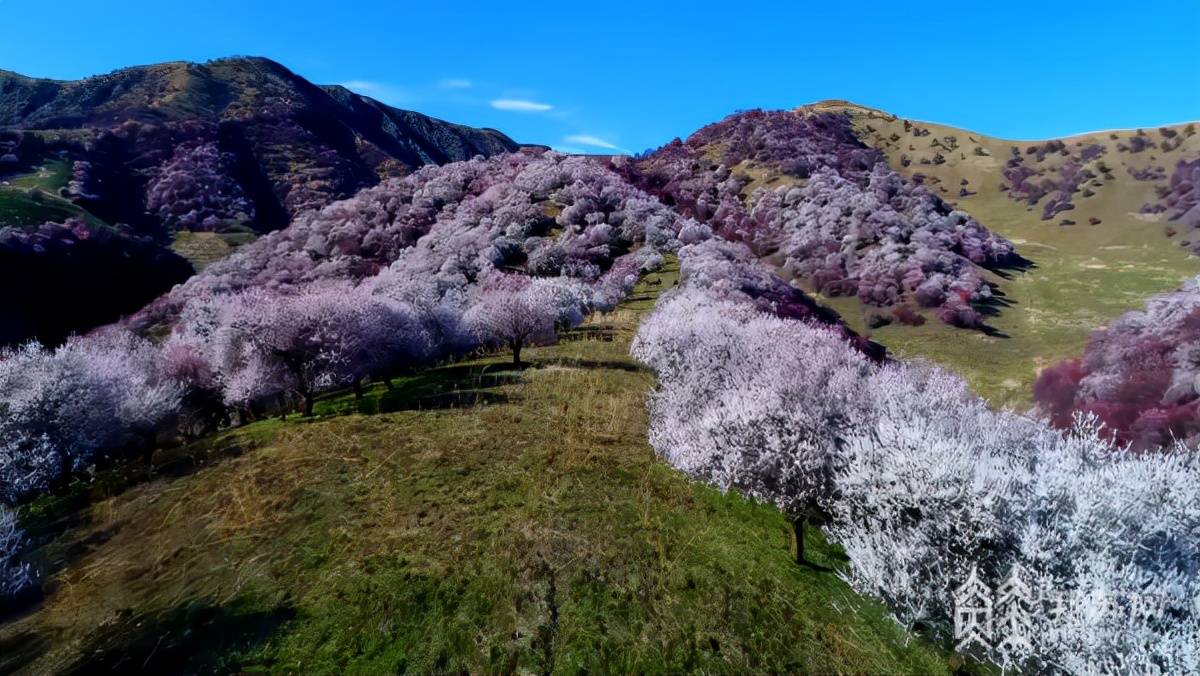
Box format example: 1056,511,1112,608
465,274,561,365
145,141,255,231
210,284,372,416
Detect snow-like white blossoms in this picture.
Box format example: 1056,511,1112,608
0,330,183,503
633,244,1200,673
0,506,34,602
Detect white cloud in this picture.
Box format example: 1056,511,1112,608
490,99,553,112
559,135,631,155
439,78,473,89
337,80,410,105
339,80,384,93
563,134,624,151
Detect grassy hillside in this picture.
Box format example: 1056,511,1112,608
169,230,258,271
0,160,106,229
1,259,963,674
800,103,1200,408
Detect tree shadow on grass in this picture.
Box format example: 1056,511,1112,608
982,251,1036,281
317,362,518,417
560,324,617,342
62,601,295,675
535,356,647,373
22,360,522,603
0,628,51,675
973,282,1017,338
1,601,293,675
15,435,260,599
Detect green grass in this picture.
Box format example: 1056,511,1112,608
7,160,71,192
868,198,1200,409
0,160,107,228
1,257,966,675
0,191,86,226
813,198,1200,409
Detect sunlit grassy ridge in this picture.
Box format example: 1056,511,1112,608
1,258,963,674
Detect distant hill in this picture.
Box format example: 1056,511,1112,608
802,102,1200,405
0,57,518,237
640,101,1200,407
0,57,520,346
676,103,1200,405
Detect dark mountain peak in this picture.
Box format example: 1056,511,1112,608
0,57,518,156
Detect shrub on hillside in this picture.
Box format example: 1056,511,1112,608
145,141,255,231
1156,158,1200,233
138,152,689,328
1033,275,1200,449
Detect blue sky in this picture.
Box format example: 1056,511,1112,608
2,1,1197,152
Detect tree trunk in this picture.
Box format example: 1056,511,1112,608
512,340,523,366
302,391,315,417
353,380,364,400
143,433,156,472
56,451,74,492
793,516,806,565
382,377,394,391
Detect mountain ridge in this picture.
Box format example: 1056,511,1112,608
797,99,1199,143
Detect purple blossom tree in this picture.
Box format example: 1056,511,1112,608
208,284,376,416
1034,274,1200,449
623,109,1016,329
145,141,255,231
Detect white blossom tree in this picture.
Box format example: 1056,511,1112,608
633,241,1200,670
0,506,34,602
466,274,561,365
